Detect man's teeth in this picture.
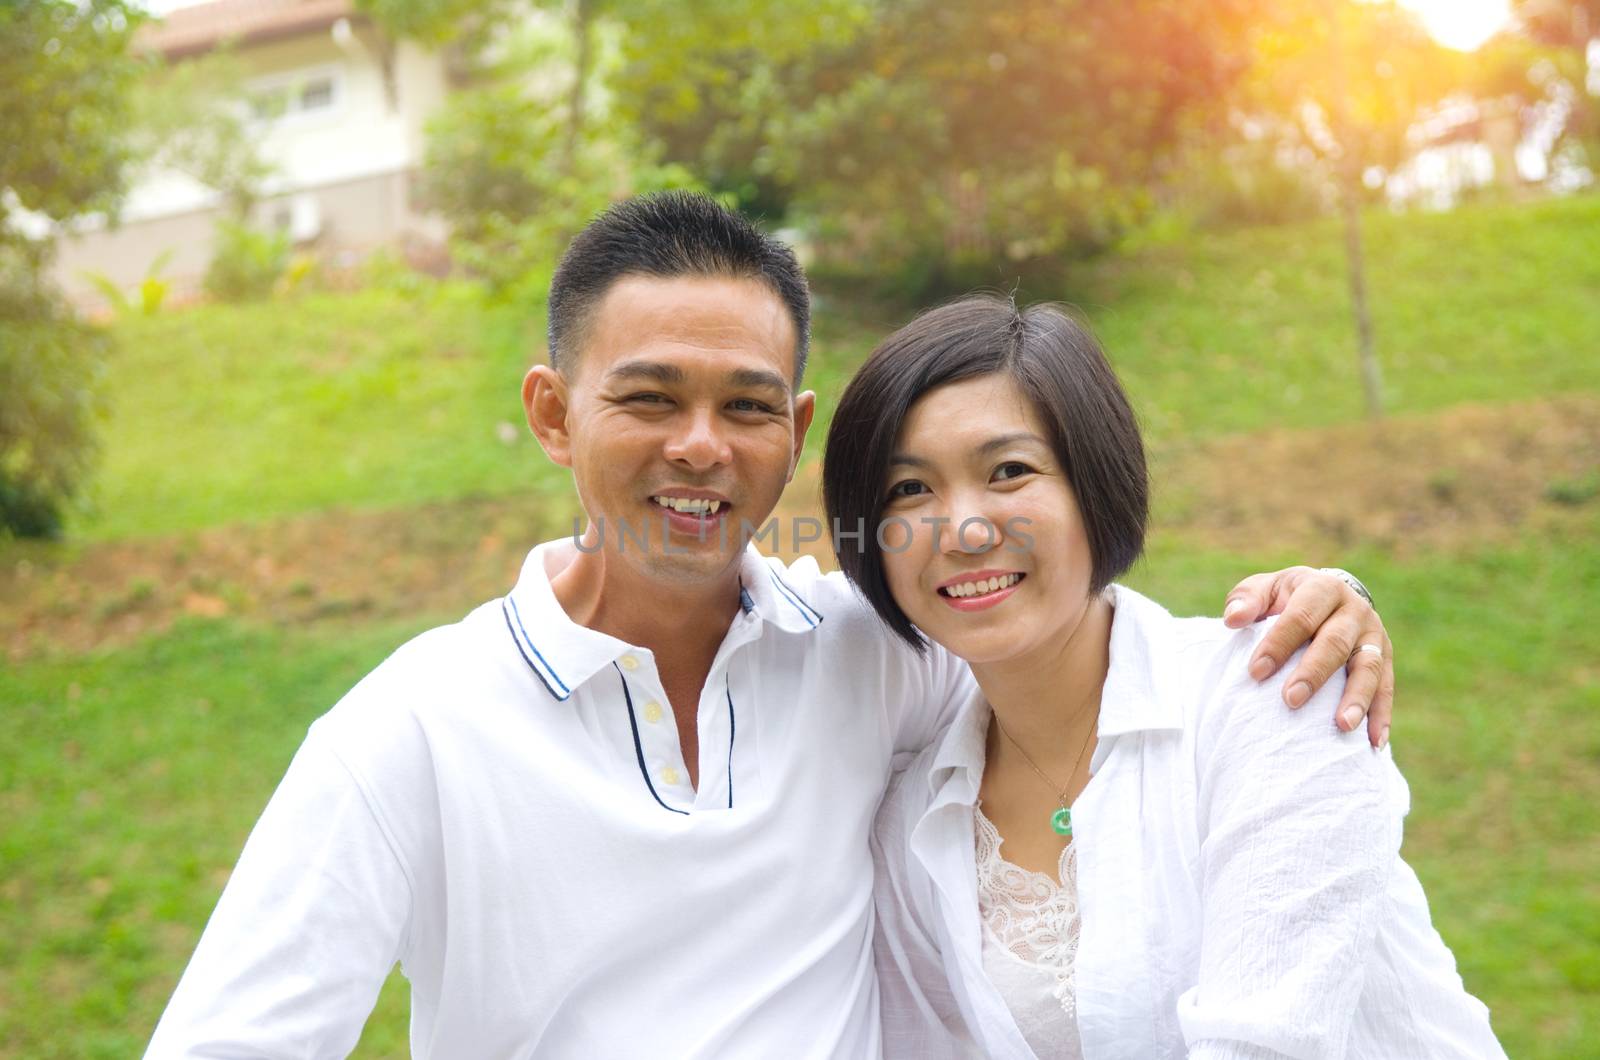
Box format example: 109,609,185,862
652,496,723,515
943,573,1023,598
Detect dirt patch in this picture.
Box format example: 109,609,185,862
1,495,570,662
1150,395,1600,556
3,396,1597,661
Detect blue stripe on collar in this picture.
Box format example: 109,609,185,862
502,596,572,700
767,569,824,628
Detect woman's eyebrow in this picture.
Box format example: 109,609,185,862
975,432,1050,456
888,453,932,469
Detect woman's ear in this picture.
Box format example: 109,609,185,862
523,364,573,467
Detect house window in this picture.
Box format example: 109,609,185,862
299,76,335,112
248,68,341,125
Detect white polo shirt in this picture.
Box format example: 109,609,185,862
146,540,973,1059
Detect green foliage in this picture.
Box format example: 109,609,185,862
0,0,144,223
131,53,275,219
80,249,176,319
420,17,702,289
203,219,290,303
0,243,110,539
0,0,142,539
616,0,1270,276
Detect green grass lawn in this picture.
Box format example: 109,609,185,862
5,193,1597,1056
4,523,1596,1057
79,194,1600,541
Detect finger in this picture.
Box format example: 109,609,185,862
1249,578,1340,684
1367,631,1396,749
1223,572,1277,627
1279,605,1358,708
1335,636,1384,734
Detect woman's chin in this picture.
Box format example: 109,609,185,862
919,621,1036,668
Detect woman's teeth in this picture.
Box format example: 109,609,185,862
652,496,723,515
941,573,1023,598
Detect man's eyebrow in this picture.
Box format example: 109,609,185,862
606,360,686,384
727,367,791,396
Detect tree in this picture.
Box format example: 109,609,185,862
612,0,1271,285
1240,0,1472,419
0,0,143,537
1512,0,1600,166
132,53,275,222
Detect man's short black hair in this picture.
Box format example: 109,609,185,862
547,191,811,383
823,294,1148,650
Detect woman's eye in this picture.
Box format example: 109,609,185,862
887,479,927,499
994,462,1033,482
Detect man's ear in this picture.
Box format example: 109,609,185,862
787,390,817,482
524,364,574,468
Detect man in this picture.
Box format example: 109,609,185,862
147,192,1393,1057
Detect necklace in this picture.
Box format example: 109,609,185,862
992,706,1098,837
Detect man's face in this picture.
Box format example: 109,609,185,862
527,274,815,588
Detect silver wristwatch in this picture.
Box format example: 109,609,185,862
1319,567,1373,607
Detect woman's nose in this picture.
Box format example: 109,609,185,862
937,497,1003,555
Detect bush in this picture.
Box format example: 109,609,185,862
203,219,290,302
0,241,109,539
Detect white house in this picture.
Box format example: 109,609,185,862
52,0,453,303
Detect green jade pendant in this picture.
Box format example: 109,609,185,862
1051,807,1073,837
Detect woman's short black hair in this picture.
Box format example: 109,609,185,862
822,294,1148,650
547,190,812,383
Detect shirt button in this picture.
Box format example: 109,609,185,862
661,766,681,786
643,702,664,724
619,654,640,672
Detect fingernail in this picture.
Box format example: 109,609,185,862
1286,681,1311,707
1341,706,1363,730
1224,598,1246,621
1249,656,1274,681
1379,725,1390,749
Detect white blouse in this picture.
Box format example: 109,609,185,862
871,586,1507,1060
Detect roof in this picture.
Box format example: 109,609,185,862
138,0,360,60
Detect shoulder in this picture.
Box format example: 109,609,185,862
755,553,878,631
1112,586,1333,709
308,603,511,781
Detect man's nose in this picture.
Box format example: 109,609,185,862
663,407,734,471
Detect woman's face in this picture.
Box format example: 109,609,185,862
878,372,1098,667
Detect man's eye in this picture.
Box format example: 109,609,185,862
887,479,927,499
628,393,669,405
729,398,775,414
993,462,1033,482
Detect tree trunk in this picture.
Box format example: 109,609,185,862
1326,0,1384,420
1336,176,1384,420
563,0,593,176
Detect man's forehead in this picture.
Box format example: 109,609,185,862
581,274,798,374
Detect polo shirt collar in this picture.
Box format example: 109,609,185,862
502,541,826,701
922,583,1183,801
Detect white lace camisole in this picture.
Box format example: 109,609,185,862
974,804,1086,1059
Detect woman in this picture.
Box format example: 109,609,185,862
823,296,1505,1058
